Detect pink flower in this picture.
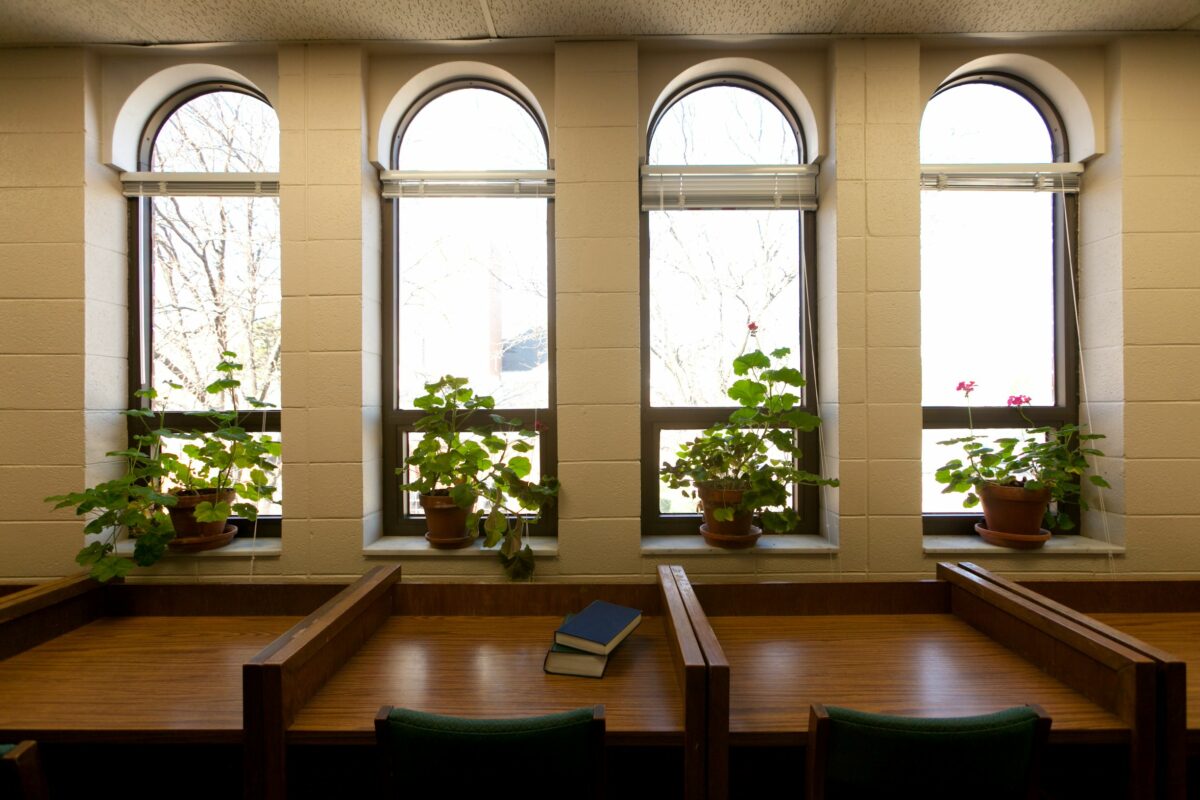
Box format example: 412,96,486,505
747,322,758,333
533,420,547,433
1007,394,1031,407
956,380,976,396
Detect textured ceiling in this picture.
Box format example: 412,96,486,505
0,0,1198,44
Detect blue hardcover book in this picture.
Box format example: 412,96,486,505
554,600,641,655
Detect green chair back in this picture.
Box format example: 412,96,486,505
374,705,604,799
807,704,1050,800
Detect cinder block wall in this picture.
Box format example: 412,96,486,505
0,35,1197,582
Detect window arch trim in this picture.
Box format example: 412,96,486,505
646,75,807,164
138,81,274,172
390,77,550,170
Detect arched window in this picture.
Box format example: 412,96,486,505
643,78,821,534
384,80,554,535
129,82,282,524
919,74,1079,530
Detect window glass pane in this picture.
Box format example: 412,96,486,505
398,197,548,409
920,191,1054,407
403,431,541,517
397,88,545,171
921,83,1052,164
650,85,799,165
649,209,800,407
151,91,279,172
151,196,281,410
923,427,1028,514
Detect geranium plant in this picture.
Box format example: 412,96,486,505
401,375,559,579
46,353,280,580
934,381,1109,531
660,327,837,537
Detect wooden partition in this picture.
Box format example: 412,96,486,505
247,565,707,800
958,562,1190,800
0,572,353,800
670,563,1158,800
243,564,402,800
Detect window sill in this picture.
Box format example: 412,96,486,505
114,537,282,558
641,534,837,555
364,536,558,558
922,535,1123,556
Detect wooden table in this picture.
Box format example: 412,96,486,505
246,566,706,800
667,563,1157,800
955,562,1199,800
0,572,347,797
0,615,296,743
290,615,683,744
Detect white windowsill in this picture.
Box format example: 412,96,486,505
641,534,837,555
923,535,1123,555
365,536,558,557
114,537,282,558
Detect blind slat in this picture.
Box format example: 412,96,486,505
379,169,555,199
120,172,280,198
640,164,819,211
919,163,1083,193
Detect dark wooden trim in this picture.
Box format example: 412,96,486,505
1017,579,1200,613
244,565,401,800
671,566,730,800
962,564,1187,800
390,581,661,616
691,580,950,616
0,740,48,800
0,574,106,661
937,563,1157,799
656,566,706,800
102,582,342,617
805,705,831,800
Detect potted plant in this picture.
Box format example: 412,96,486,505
934,380,1109,549
659,331,838,549
46,353,281,580
400,375,559,579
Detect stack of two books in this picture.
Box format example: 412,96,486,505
543,600,642,678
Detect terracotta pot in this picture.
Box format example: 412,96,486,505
697,483,754,538
420,493,475,549
167,489,235,539
978,483,1051,536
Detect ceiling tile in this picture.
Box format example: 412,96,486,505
0,0,154,44
489,0,858,37
110,0,488,42
836,0,1200,33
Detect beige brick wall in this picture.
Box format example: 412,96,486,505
3,36,1200,582
0,49,90,577
553,42,643,577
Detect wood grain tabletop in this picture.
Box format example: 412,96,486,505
0,615,299,742
1093,612,1200,730
288,615,684,745
710,613,1128,744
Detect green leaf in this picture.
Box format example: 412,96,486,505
449,483,476,510
727,379,767,407
509,456,532,479
1088,475,1111,488
731,350,770,375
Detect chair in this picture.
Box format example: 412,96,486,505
806,704,1050,800
374,705,605,799
0,741,49,800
